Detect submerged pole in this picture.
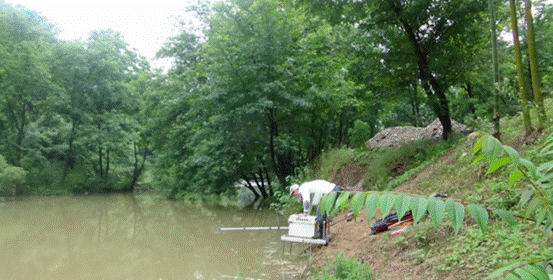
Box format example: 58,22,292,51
218,226,289,231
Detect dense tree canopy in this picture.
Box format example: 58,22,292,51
0,0,551,198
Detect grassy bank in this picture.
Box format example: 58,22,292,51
300,99,553,279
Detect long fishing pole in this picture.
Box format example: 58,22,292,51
218,226,289,231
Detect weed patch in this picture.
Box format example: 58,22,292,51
309,254,374,280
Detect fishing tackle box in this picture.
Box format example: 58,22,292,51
287,214,317,238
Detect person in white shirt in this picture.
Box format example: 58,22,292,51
289,180,341,238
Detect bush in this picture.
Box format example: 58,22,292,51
0,154,27,195
310,254,374,280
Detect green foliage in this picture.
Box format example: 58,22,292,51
0,154,27,194
428,197,446,229
310,254,374,280
306,148,358,182
0,3,149,194
319,132,553,279
348,120,372,148
0,3,57,164
364,192,379,222
431,222,553,278
411,196,428,224
361,139,456,191
473,133,553,234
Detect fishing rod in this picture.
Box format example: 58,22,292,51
218,226,289,231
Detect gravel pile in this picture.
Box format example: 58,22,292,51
366,118,473,148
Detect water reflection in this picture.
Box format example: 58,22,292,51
0,194,302,280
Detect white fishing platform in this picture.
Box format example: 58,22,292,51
280,234,331,245
280,214,331,245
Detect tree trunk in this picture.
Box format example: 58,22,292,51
391,2,452,140
464,83,476,115
490,0,501,140
258,157,273,196
61,119,77,186
127,143,147,192
257,168,273,197
251,172,268,198
98,146,104,179
510,0,533,134
241,174,261,199
409,82,421,127
266,108,287,187
524,0,546,130
265,168,273,196
105,148,110,185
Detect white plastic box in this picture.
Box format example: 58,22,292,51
288,214,317,238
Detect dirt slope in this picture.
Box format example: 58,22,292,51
297,152,465,280
296,125,478,279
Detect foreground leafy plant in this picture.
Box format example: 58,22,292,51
319,132,553,279
310,254,374,280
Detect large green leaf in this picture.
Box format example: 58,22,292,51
446,199,465,235
482,135,502,165
525,196,542,218
539,141,553,157
472,135,486,156
350,192,367,219
521,264,549,280
335,191,351,212
472,154,485,164
503,145,521,165
486,157,511,174
513,268,539,280
380,193,396,218
485,261,527,279
537,160,553,174
503,274,521,280
365,193,380,222
543,218,553,233
410,197,428,224
534,207,547,227
520,190,533,207
321,192,338,216
492,209,518,229
520,158,538,178
537,172,553,184
509,171,524,186
428,197,445,228
468,204,488,233
395,194,410,221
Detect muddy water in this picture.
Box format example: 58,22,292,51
0,194,303,280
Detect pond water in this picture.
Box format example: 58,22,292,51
0,194,305,280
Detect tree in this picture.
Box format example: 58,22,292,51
198,0,304,188
0,4,56,165
533,1,553,95
509,0,533,134
154,0,360,198
490,0,502,139
300,0,490,140
67,30,146,191
524,0,547,130
50,41,92,186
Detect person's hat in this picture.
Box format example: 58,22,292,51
289,184,299,198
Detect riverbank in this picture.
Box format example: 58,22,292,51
293,113,553,279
